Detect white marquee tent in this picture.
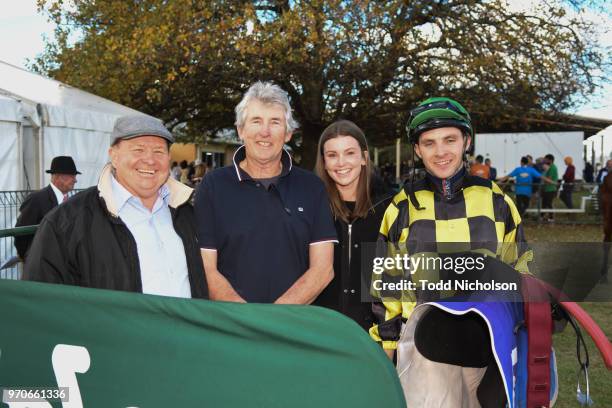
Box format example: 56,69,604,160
0,60,155,191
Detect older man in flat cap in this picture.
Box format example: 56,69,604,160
24,116,208,299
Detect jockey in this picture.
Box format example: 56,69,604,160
369,97,541,407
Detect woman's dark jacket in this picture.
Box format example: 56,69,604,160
23,165,208,299
314,194,393,330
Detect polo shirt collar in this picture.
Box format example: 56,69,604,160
232,145,293,182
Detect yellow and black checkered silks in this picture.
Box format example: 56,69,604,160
369,174,531,350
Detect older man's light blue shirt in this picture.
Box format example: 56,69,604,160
111,175,191,298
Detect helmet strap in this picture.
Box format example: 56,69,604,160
408,146,425,211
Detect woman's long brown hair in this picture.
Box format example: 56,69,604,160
315,120,372,223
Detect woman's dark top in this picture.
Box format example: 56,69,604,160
313,194,393,330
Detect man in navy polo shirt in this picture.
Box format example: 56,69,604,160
194,82,337,304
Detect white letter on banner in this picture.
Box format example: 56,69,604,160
52,344,91,408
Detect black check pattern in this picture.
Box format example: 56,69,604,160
371,174,529,345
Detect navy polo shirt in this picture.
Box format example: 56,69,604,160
194,146,337,303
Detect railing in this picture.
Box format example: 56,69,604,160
0,189,83,280
0,191,32,280
494,181,601,223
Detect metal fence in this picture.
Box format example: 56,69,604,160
0,189,83,280
495,181,602,224
0,191,32,279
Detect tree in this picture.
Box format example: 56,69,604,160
34,0,607,167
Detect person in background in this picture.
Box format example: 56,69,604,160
596,160,612,217
179,160,189,184
560,156,575,209
187,161,196,183
529,155,542,204
14,156,80,260
600,172,612,284
541,154,559,221
170,161,181,181
583,162,594,183
485,158,497,181
313,120,392,330
469,154,490,179
596,159,612,184
498,156,552,217
191,159,207,185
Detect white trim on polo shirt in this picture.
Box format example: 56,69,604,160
309,239,339,245
232,146,244,181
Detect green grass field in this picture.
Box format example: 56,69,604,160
524,224,612,407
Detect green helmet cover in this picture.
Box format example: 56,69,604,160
407,97,473,143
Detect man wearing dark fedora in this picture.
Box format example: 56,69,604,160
14,156,80,260
23,115,208,299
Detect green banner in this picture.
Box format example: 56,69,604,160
0,279,405,407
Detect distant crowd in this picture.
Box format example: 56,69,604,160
170,160,209,187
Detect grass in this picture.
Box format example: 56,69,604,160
523,224,612,407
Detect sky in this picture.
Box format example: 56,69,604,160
0,0,610,156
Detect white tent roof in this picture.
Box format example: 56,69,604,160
0,60,146,120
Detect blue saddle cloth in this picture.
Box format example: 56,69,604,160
425,296,557,408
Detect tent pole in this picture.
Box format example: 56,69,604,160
37,104,45,190
17,122,23,190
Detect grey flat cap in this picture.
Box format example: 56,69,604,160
111,115,174,145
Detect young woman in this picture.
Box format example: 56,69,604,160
313,120,392,330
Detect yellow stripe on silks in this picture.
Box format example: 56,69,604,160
369,300,416,349
435,218,471,242
393,189,408,206
491,181,505,195
408,190,435,225
380,203,399,237
505,194,522,226
464,185,495,220
514,250,533,274
495,221,506,242
399,227,409,244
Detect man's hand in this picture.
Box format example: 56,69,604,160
201,249,246,303
384,349,395,361
274,242,334,305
